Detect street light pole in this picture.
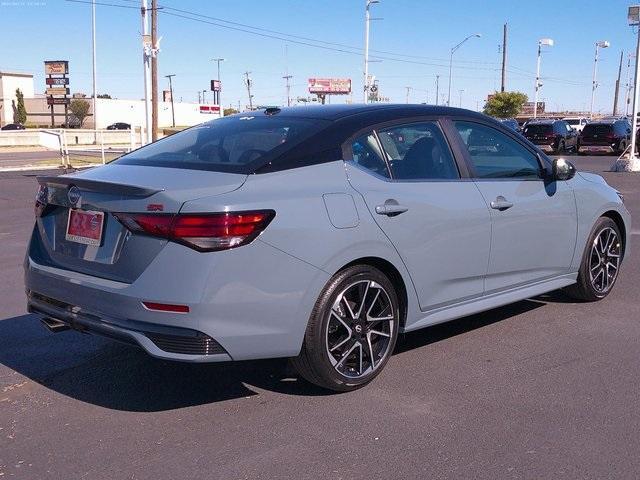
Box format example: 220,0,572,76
140,0,152,144
165,74,175,127
435,75,440,106
91,0,97,130
590,40,610,120
534,38,554,119
448,33,481,106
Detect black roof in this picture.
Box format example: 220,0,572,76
242,103,485,121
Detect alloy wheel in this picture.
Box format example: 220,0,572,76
589,227,621,295
325,280,395,379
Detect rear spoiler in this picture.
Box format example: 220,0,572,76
37,176,164,198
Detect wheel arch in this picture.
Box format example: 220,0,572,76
602,209,628,258
338,256,409,330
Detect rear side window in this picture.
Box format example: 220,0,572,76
351,133,391,178
523,124,552,135
377,122,459,180
115,116,327,173
455,121,542,179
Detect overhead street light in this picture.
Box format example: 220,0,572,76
533,38,554,118
615,5,640,171
447,33,481,107
590,40,610,119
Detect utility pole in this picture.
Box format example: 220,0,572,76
198,91,201,104
405,86,411,104
165,74,175,127
140,0,152,144
202,90,207,104
244,71,253,110
613,50,623,116
363,0,380,103
150,0,158,141
283,74,293,107
91,0,97,131
435,75,440,105
501,23,508,92
626,54,634,116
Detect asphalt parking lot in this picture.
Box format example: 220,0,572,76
1,156,638,479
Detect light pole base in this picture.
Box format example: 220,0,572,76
611,155,640,172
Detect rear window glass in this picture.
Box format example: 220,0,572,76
582,124,612,136
523,124,552,135
115,116,328,173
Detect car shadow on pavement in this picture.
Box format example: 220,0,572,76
0,297,556,411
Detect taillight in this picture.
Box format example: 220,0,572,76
34,184,48,217
113,210,275,252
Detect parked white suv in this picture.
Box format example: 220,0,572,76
563,117,588,133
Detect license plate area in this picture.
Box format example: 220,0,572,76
65,209,105,246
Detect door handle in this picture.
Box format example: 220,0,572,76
375,203,409,216
490,196,513,211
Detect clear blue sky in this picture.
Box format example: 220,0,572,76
1,0,637,113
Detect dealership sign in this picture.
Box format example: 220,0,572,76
47,97,71,105
44,60,69,75
45,77,69,86
210,80,221,92
46,87,70,96
308,78,351,95
199,105,221,114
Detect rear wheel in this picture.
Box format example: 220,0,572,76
564,217,623,301
291,265,400,392
556,140,565,154
618,140,628,155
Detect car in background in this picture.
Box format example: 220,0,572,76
563,117,589,133
1,123,26,131
578,119,631,155
25,105,630,392
106,122,131,130
500,118,520,132
522,119,578,154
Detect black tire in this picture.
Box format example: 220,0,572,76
564,217,623,301
555,140,565,154
291,265,400,392
618,140,627,156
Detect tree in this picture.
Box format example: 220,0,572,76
483,91,528,118
14,88,27,124
223,107,238,116
97,93,111,99
69,99,91,127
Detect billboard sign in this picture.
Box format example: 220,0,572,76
308,78,351,95
47,97,71,106
210,80,221,92
46,87,70,96
521,101,545,115
46,77,69,86
44,60,69,75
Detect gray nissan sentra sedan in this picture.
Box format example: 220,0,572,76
25,105,631,391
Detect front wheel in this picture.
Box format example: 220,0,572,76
564,217,623,301
291,265,400,392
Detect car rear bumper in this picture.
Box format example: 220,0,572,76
24,238,330,362
578,145,615,153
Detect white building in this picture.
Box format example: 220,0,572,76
0,71,35,126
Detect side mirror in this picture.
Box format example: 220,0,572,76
552,158,576,181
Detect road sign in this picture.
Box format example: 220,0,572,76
308,78,352,95
210,80,222,92
47,97,71,105
44,60,69,75
46,87,70,96
46,77,69,86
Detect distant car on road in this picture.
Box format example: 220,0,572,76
25,105,630,392
523,119,578,154
500,118,520,132
563,117,589,133
106,122,131,130
578,119,631,155
1,123,26,131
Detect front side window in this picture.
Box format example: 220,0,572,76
376,122,459,180
455,121,543,179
